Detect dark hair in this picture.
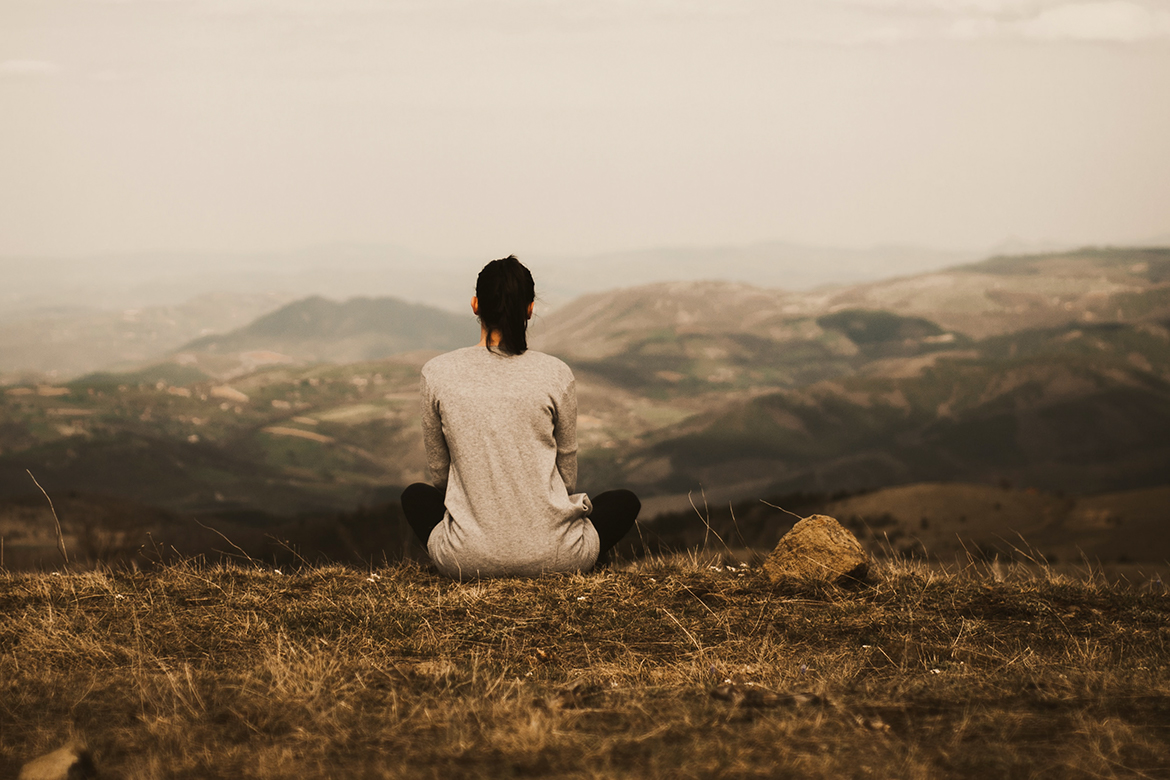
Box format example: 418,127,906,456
476,255,535,356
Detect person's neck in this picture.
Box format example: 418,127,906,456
477,325,502,347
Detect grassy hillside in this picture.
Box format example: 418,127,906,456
549,305,970,397
1,557,1167,779
8,314,1166,526
591,318,1170,499
0,357,432,518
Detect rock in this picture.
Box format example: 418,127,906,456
18,742,96,780
763,514,868,584
711,682,825,709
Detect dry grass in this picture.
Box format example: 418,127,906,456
1,553,1168,779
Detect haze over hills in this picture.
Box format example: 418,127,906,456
0,240,975,382
0,292,292,383
531,242,977,305
0,246,441,314
0,241,975,319
8,244,1161,384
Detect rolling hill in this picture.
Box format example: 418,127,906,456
531,247,1170,357
586,317,1170,501
0,356,432,516
788,246,1170,339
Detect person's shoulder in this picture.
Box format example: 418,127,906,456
522,350,574,380
422,347,479,378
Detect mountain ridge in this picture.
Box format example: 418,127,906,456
531,247,1170,360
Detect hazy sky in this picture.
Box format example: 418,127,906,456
3,0,1170,259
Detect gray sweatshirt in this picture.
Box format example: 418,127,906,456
420,346,599,578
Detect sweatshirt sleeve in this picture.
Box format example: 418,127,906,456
553,372,579,494
420,369,450,492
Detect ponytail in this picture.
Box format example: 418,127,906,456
475,256,535,356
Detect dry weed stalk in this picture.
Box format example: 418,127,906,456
27,468,68,567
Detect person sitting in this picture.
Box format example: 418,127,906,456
400,255,640,579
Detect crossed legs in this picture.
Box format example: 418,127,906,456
399,484,640,564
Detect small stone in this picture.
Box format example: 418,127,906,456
710,682,824,709
763,514,868,584
18,742,96,780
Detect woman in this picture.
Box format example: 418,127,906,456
400,256,640,579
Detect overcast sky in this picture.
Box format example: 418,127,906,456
2,0,1169,260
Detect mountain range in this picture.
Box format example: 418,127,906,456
0,240,975,381
534,248,1170,464
1,245,1168,565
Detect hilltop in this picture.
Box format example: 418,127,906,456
1,557,1167,779
177,296,476,378
797,246,1170,339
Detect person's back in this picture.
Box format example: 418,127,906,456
400,255,639,579
419,345,596,577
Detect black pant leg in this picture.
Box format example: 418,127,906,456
590,489,641,557
401,483,446,546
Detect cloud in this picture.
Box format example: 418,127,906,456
813,0,1170,43
821,0,1170,42
839,0,1043,12
0,60,61,77
939,0,1170,41
1012,1,1170,40
57,0,1170,45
